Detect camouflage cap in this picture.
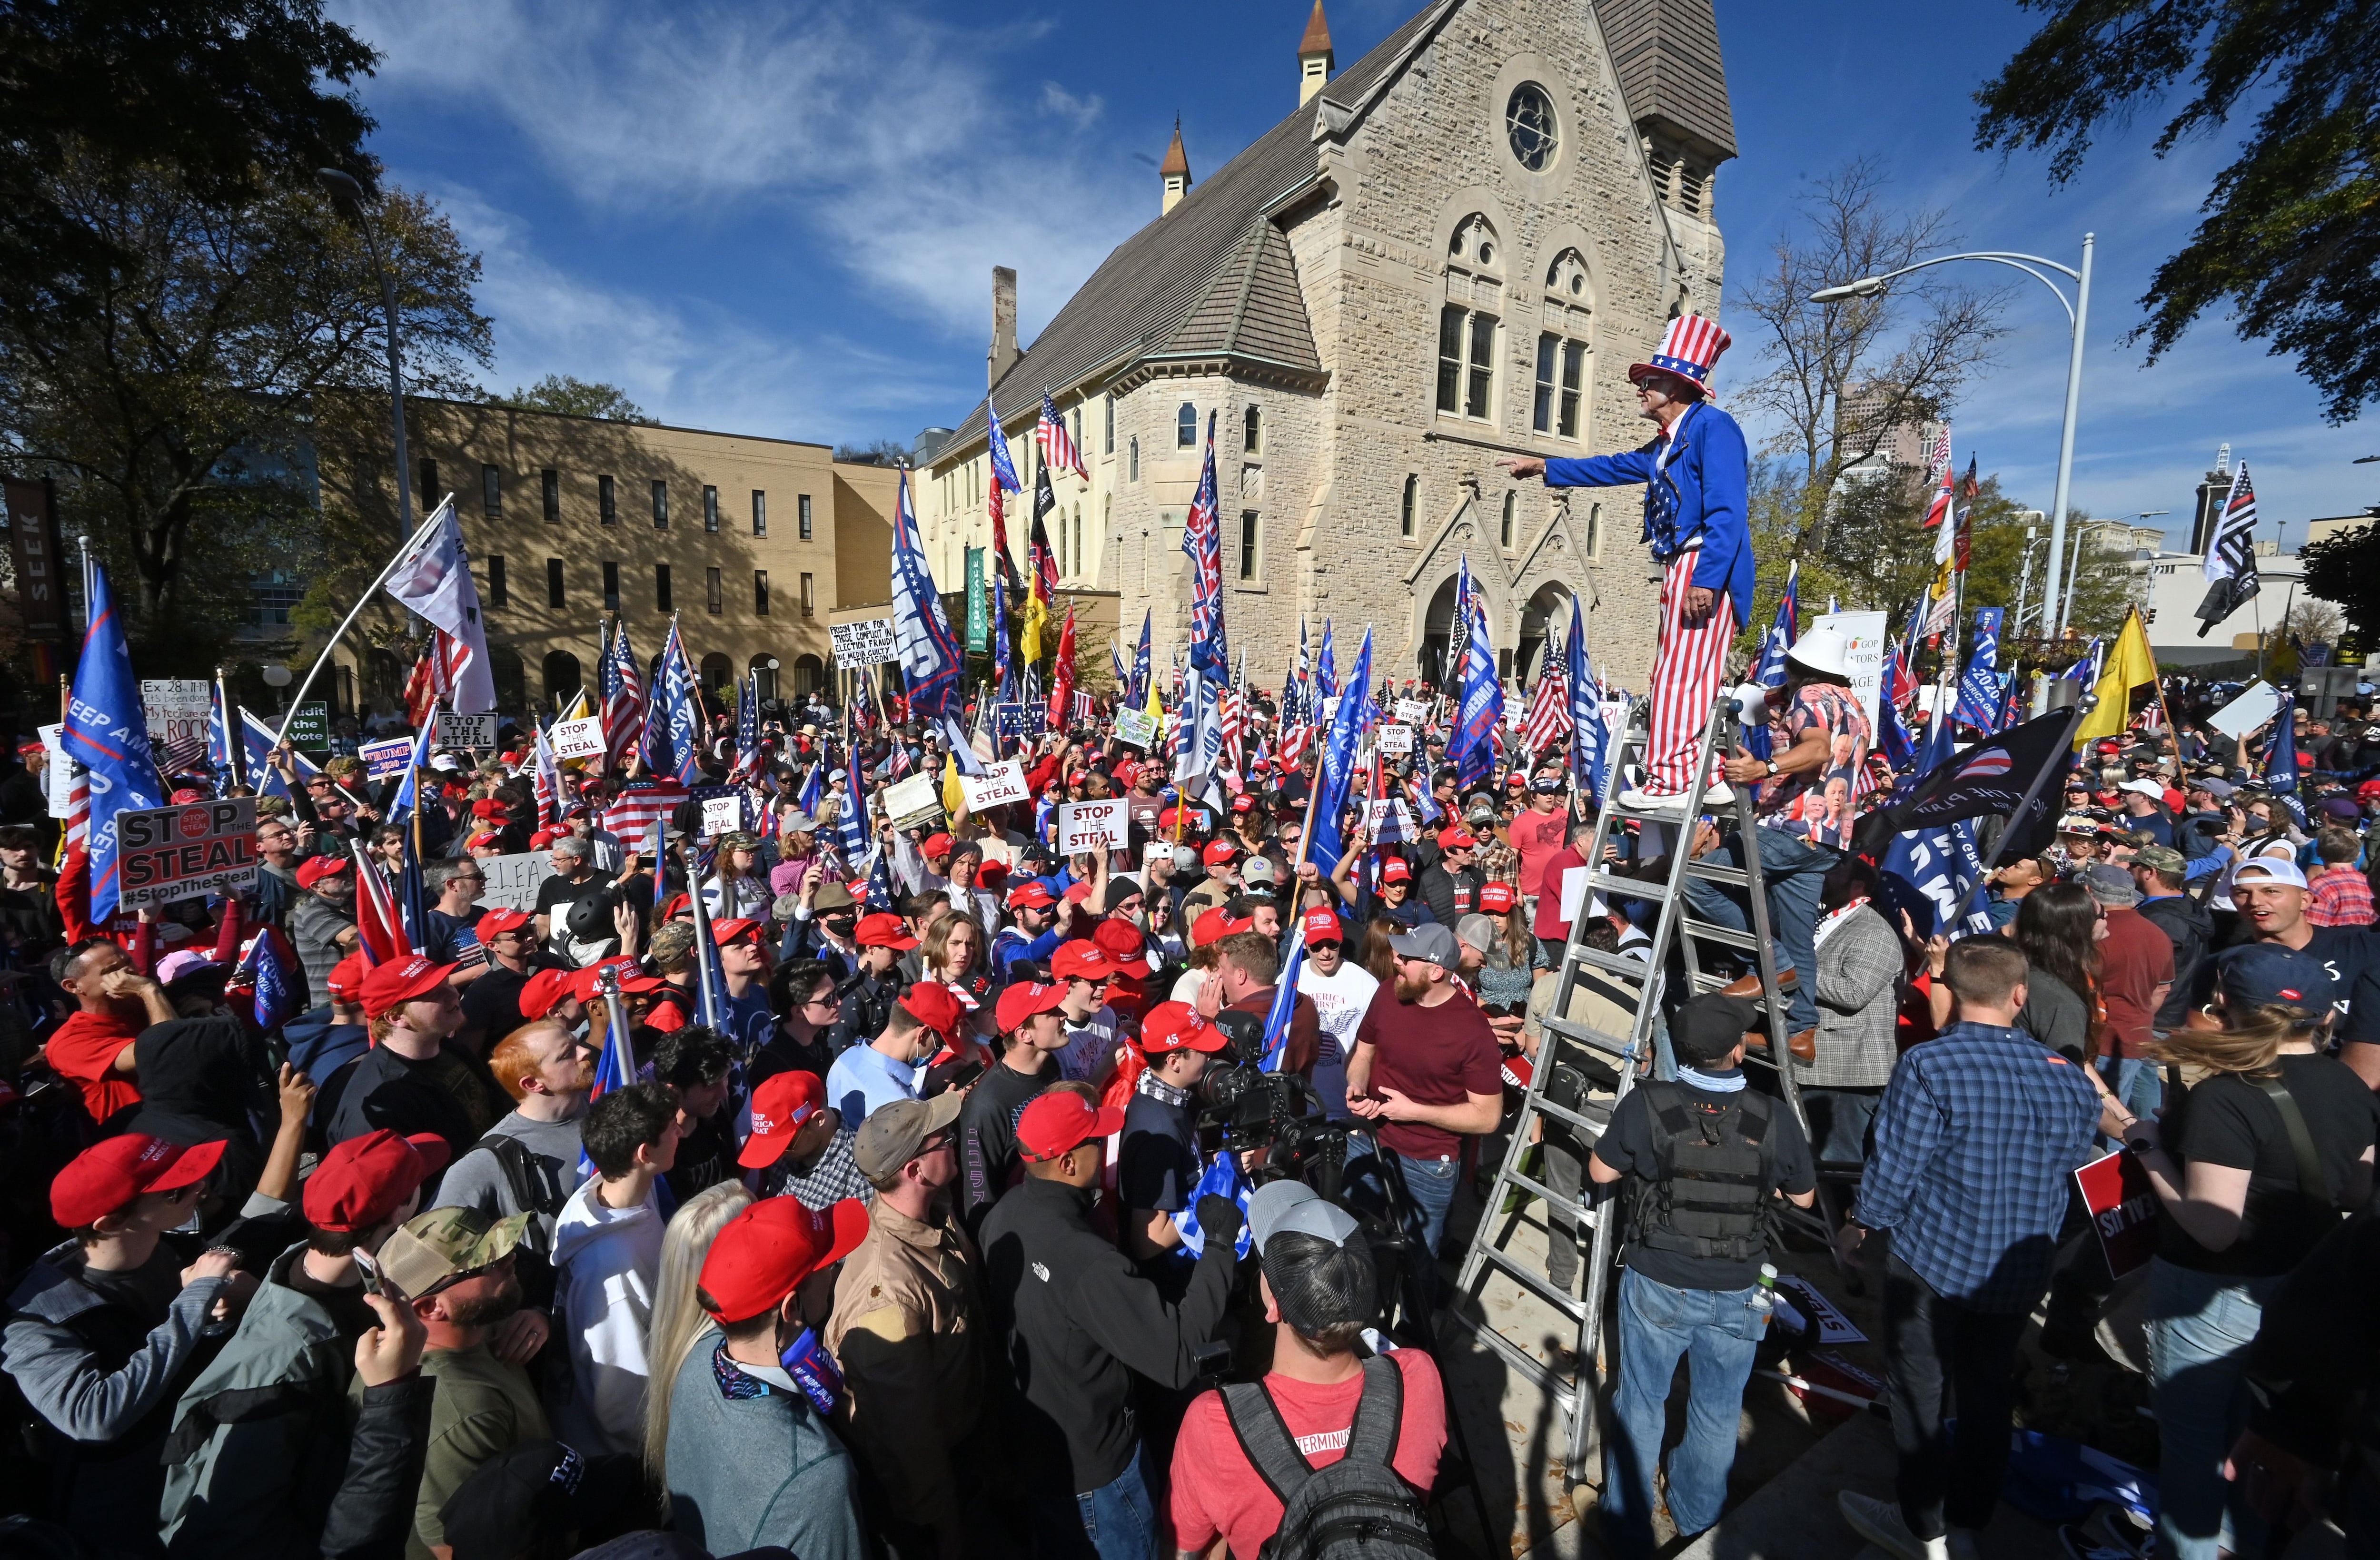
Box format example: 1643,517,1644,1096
2132,844,2188,881
647,920,698,973
376,1204,530,1300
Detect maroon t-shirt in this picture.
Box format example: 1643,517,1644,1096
2099,906,2176,1059
1354,983,1503,1160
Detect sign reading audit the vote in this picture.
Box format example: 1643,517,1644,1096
115,797,258,911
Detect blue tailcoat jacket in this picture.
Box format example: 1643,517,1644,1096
1542,400,1754,630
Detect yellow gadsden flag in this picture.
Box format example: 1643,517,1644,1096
2072,608,2159,750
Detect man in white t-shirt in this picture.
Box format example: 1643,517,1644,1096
1051,938,1126,1086
1293,906,1379,1121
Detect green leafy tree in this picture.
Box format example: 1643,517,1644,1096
0,167,491,671
1975,1,2380,420
2300,521,2380,635
496,374,654,424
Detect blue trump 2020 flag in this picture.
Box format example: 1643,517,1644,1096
892,469,964,720
2266,696,2307,828
1306,628,1376,876
1446,556,1503,790
1952,608,2006,731
1316,621,1337,701
240,930,297,1033
1171,1150,1254,1259
65,557,163,921
1566,594,1608,801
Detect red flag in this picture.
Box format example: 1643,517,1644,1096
1047,607,1078,726
349,843,409,965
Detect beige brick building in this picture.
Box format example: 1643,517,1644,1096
921,0,1735,692
313,397,899,716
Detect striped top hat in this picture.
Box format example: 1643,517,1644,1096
1629,313,1730,396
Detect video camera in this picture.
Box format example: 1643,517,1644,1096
1192,1009,1350,1200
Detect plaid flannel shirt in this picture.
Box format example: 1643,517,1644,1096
1853,1020,2100,1312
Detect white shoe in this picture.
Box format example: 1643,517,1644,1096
1702,781,1736,807
1616,787,1691,812
1838,1491,1950,1560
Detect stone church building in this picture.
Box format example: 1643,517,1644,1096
920,0,1735,694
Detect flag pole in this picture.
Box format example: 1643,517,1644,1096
1943,698,2095,930
277,498,451,746
216,664,242,790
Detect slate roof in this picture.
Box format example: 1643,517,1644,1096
942,0,1734,449
1597,0,1736,161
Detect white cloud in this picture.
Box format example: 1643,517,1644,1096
338,0,1149,343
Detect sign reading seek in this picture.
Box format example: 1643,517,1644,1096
116,798,258,910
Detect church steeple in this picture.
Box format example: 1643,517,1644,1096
1160,117,1192,215
1298,0,1335,106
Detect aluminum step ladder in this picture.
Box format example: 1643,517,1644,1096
1442,689,1820,1486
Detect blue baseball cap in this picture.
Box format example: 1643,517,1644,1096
2213,943,2338,1017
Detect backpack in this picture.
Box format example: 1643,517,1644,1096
1220,1354,1434,1560
471,1128,570,1222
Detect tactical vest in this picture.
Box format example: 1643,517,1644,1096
1628,1083,1775,1263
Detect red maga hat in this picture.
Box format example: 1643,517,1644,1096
899,981,964,1037
739,1071,829,1168
295,856,351,889
856,912,919,950
517,968,581,1021
359,956,456,1020
994,980,1067,1032
53,1134,226,1228
697,1196,870,1324
1051,940,1119,982
1017,1090,1124,1161
304,1129,450,1233
1479,882,1517,915
1139,1000,1227,1056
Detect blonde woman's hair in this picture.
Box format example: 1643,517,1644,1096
921,910,984,980
2149,1002,2313,1079
642,1179,758,1493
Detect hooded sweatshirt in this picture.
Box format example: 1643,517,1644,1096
550,1175,664,1458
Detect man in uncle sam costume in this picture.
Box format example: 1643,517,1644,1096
1503,314,1751,808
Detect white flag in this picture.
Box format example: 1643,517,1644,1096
383,498,496,713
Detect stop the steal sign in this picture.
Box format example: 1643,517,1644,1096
116,797,259,910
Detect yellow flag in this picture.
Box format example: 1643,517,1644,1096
942,752,965,817
1020,588,1047,668
2071,609,2159,750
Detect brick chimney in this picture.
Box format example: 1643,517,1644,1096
1298,0,1334,106
988,266,1018,390
1160,118,1191,215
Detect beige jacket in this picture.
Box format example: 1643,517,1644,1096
822,1197,986,1539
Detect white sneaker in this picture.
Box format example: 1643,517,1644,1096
1702,781,1736,807
1617,787,1691,812
1838,1491,1950,1560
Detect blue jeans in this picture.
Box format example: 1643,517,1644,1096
1032,1443,1157,1560
1684,829,1839,1033
1603,1267,1766,1557
2146,1257,2285,1560
1393,1150,1459,1260
2102,1056,2163,1127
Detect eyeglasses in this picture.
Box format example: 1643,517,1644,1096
803,991,843,1011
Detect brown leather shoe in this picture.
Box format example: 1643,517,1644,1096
1718,969,1797,999
1787,1027,1817,1064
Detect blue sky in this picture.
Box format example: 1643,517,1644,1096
336,0,2377,550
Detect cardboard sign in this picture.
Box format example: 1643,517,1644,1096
829,617,899,668
1395,698,1431,725
960,760,1030,812
700,795,743,837
114,797,257,910
282,701,331,750
40,722,79,820
2208,680,2285,741
479,851,560,913
436,710,498,750
1114,708,1160,750
1807,611,1887,738
359,736,416,780
1376,723,1414,756
2075,1147,2158,1280
1056,799,1129,855
1771,1274,1866,1345
548,715,607,760
140,680,210,762
1364,799,1417,844
881,772,945,831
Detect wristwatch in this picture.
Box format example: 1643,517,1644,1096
1763,759,1781,778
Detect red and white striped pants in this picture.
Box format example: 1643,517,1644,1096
1645,552,1737,792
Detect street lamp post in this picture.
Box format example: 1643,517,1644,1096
1812,234,2095,657
317,169,415,549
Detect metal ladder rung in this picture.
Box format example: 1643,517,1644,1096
1584,870,1667,900
1678,917,1759,951
1683,863,1751,889
1494,1165,1600,1226
1527,1093,1616,1138
1562,944,1658,980
1469,1241,1593,1321
1536,1014,1637,1059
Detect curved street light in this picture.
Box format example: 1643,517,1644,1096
317,168,415,549
1812,237,2095,657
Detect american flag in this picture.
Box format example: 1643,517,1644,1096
604,777,690,838
1071,690,1094,728
1036,391,1087,481
348,841,410,965
402,643,438,727
1182,413,1227,674
599,620,645,771
1921,424,1954,527
1524,649,1572,756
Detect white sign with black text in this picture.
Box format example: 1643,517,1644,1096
960,760,1030,812
1055,799,1129,855
1376,723,1414,756
829,617,900,668
436,710,498,750
548,715,607,760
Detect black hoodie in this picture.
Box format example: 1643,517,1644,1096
2137,891,2215,1032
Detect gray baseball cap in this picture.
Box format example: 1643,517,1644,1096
1247,1181,1377,1337
1248,1179,1361,1253
2080,862,2141,907
1388,921,1460,969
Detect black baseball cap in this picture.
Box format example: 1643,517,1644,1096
1672,992,1762,1066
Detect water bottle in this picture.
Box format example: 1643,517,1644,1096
1749,1264,1775,1332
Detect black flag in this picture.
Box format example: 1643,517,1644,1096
1853,706,2080,862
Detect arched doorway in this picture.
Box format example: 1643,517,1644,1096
489,645,528,716
1515,583,1574,687
1419,576,1462,691
542,651,584,706
793,653,825,698
699,652,732,694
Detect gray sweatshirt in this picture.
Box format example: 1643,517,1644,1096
431,1108,586,1251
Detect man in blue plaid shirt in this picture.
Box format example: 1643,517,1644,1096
1834,937,2113,1560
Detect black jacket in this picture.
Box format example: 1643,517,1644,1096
978,1176,1235,1494
2245,1209,2380,1469
2137,892,2214,1032
1417,860,1486,928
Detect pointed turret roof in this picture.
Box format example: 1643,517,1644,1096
1159,118,1191,178
1299,0,1334,58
